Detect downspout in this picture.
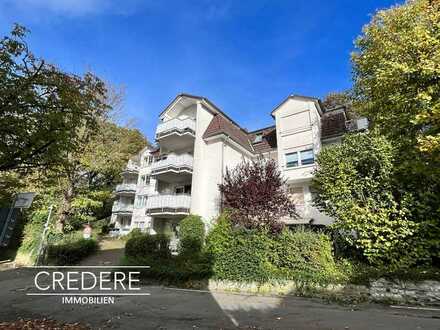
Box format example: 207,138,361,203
220,135,229,213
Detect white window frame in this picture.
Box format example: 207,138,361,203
140,175,150,186
285,148,315,168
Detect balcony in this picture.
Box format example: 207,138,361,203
115,183,137,195
112,202,134,214
121,162,139,175
155,118,196,150
146,194,191,216
283,204,333,226
151,154,193,182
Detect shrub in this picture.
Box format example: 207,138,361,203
270,228,341,284
312,132,439,269
16,208,49,263
205,215,273,282
122,251,212,284
178,214,205,255
123,228,143,241
125,233,171,260
218,159,296,233
123,218,211,284
205,214,341,285
47,238,97,265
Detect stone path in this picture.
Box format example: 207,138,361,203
79,237,125,267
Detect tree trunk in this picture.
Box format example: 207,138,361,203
57,186,74,232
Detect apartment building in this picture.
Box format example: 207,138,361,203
110,93,367,244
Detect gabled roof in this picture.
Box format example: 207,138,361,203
203,114,254,153
159,93,243,128
247,126,277,153
271,94,324,118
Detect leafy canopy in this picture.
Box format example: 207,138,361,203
0,24,108,172
352,0,440,160
312,133,438,269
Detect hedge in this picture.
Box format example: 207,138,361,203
123,214,343,286
205,214,342,285
125,233,171,260
123,232,211,283
178,214,205,255
47,238,98,265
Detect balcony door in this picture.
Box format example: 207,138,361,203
175,185,191,195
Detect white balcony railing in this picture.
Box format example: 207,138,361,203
122,162,139,173
284,203,333,225
146,194,191,215
151,154,193,174
156,118,196,138
115,183,137,193
112,202,134,213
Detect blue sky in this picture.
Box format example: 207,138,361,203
0,0,400,141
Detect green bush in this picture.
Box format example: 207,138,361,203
178,214,205,255
16,209,49,263
122,253,212,284
125,233,171,260
270,228,341,284
123,221,211,284
205,214,341,285
47,238,98,265
123,228,143,241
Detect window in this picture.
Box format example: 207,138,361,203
285,149,315,167
135,195,148,208
300,149,314,165
140,175,150,186
175,186,185,194
286,152,299,168
144,155,153,166
253,133,263,143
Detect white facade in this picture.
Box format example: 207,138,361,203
111,93,359,240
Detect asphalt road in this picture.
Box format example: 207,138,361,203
0,268,439,330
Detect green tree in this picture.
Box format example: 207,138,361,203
55,120,147,232
0,24,108,172
312,133,438,269
352,0,440,160
322,91,351,109
322,91,358,119
351,0,440,267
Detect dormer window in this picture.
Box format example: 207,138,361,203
253,133,263,144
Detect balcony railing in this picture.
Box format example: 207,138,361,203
112,202,134,213
146,194,191,215
122,164,139,174
156,118,196,139
151,154,193,175
115,183,137,194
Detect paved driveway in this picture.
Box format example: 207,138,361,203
0,268,439,330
